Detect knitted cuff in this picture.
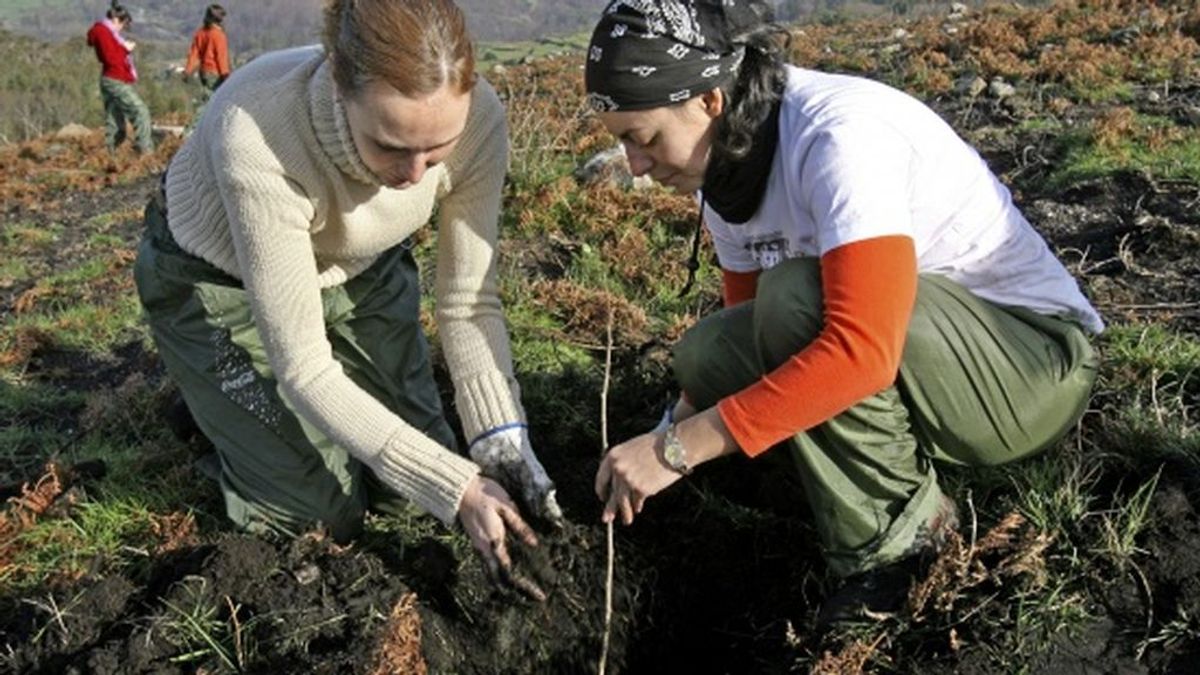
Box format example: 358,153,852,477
366,430,480,525
454,370,526,443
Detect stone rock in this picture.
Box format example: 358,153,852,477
989,78,1017,99
54,123,93,140
575,144,653,190
891,28,910,40
949,2,969,19
491,64,507,76
957,75,988,97
151,124,187,142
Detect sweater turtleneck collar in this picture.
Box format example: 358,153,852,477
309,58,383,187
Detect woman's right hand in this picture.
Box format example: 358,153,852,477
457,475,547,601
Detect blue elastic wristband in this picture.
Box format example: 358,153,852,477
468,422,528,449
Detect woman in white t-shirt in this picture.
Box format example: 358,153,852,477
587,0,1101,628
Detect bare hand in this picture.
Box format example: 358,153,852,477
457,476,547,601
595,431,684,526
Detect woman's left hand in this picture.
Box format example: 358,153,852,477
595,431,684,525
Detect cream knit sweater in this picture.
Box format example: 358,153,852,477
164,46,524,525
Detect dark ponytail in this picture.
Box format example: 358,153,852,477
106,2,132,24
204,4,226,28
713,23,789,162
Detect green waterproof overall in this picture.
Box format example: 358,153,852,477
133,193,454,540
100,77,154,154
673,257,1098,576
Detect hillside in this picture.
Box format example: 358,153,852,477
1,1,1199,673
2,0,621,48
0,0,945,48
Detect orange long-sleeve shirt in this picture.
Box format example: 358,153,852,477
184,25,230,77
716,235,918,456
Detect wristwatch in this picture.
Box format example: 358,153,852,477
662,422,693,476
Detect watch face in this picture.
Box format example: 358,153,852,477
665,442,681,467
664,427,689,474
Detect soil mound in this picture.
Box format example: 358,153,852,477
0,523,635,674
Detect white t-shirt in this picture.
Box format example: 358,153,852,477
703,65,1104,334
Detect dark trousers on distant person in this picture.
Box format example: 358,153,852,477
100,76,153,154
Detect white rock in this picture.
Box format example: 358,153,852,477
576,144,652,190
54,123,92,140
151,125,187,141
956,75,988,97
989,78,1017,99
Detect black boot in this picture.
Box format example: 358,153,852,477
815,554,926,632
816,495,960,632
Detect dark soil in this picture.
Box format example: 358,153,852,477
0,521,638,675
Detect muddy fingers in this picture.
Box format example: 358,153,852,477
490,540,548,602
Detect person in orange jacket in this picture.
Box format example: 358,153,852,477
183,4,230,91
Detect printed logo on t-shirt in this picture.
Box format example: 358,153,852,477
743,234,791,269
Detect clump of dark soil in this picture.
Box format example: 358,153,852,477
0,521,637,674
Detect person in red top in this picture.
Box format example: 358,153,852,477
86,2,154,154
183,4,231,91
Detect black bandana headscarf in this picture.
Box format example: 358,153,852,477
586,0,781,230
586,0,763,113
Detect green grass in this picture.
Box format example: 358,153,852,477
1,376,215,591
2,222,61,251
160,576,245,670
1,293,145,354
1104,323,1200,378
477,31,589,71
1067,81,1136,105
0,0,71,20
0,257,28,283
1049,114,1200,188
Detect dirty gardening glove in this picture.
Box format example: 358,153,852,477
469,424,563,526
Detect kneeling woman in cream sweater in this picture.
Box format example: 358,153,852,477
135,0,558,596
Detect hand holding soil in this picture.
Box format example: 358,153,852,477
457,475,548,601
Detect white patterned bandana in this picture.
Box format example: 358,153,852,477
585,0,770,112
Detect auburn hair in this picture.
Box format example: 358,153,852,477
322,0,476,98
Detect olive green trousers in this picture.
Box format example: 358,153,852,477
134,194,453,541
100,77,153,154
673,257,1098,576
